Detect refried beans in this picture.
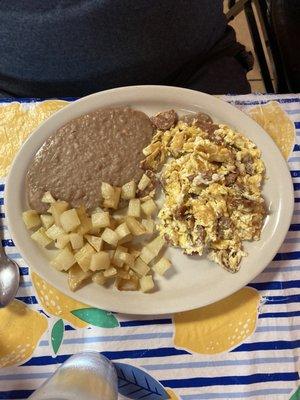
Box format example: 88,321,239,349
26,107,154,213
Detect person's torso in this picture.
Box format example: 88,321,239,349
0,0,226,96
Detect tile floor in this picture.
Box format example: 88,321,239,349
224,1,276,93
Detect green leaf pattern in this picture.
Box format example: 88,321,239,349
51,319,64,354
71,308,119,328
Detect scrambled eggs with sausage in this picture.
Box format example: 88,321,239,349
142,115,266,272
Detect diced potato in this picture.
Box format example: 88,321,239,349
138,174,151,191
102,183,121,209
125,216,146,236
40,214,54,229
140,246,155,264
116,277,139,291
129,248,141,260
92,211,110,229
140,235,166,264
119,252,134,267
69,264,92,291
107,249,115,260
141,219,155,234
90,251,110,271
113,245,128,267
92,272,106,286
115,222,131,242
140,275,154,293
50,247,76,271
91,207,103,214
106,187,121,209
85,235,103,252
101,228,119,247
88,226,102,235
153,257,171,276
46,224,65,240
112,211,125,224
55,234,70,249
119,234,133,245
48,201,69,226
127,199,141,218
69,233,84,250
121,180,136,200
41,191,56,204
76,205,92,235
22,210,41,230
109,217,118,230
101,182,115,199
131,257,150,277
141,199,157,216
60,209,81,232
31,227,53,247
74,243,95,272
103,267,117,277
146,235,165,254
116,270,131,280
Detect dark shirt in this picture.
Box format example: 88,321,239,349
0,0,251,98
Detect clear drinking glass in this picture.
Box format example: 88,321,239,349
28,352,118,400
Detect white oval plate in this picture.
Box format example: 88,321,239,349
5,86,294,315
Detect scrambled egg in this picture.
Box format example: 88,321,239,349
144,121,266,272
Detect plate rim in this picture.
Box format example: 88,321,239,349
4,85,294,315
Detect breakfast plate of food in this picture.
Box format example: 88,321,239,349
5,86,294,314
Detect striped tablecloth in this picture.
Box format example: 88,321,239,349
0,93,299,400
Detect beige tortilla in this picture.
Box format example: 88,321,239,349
248,101,295,160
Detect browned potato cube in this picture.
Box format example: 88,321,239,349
153,256,171,276
101,228,119,247
101,182,115,199
116,277,139,291
121,180,136,200
103,267,117,277
140,275,154,292
85,235,103,252
113,245,128,267
48,201,69,227
50,247,76,271
90,252,110,271
41,191,56,204
22,210,41,230
55,234,70,249
69,264,92,291
31,227,53,247
115,222,131,243
74,243,95,272
40,214,54,229
76,205,92,235
131,257,150,277
92,272,106,286
141,219,155,234
138,174,151,191
125,216,146,236
69,233,84,250
60,209,81,232
127,199,141,218
119,252,135,267
91,211,110,229
141,199,157,217
46,224,65,240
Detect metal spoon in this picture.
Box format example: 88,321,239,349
0,241,20,307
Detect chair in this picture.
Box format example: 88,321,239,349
227,0,300,93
